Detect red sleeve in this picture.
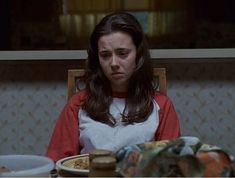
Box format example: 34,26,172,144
154,92,181,141
46,91,87,161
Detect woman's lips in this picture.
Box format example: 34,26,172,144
111,72,124,79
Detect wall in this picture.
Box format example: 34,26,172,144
1,60,235,157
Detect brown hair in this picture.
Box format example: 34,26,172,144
82,12,156,126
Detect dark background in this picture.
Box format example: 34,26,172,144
1,0,235,50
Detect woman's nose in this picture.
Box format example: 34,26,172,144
110,56,119,70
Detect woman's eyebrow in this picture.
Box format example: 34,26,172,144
99,49,110,53
116,48,131,52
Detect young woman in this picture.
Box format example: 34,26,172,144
47,12,180,161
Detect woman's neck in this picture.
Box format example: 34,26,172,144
112,91,127,98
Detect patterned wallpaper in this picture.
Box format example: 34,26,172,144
1,61,235,157
165,62,235,157
0,63,68,155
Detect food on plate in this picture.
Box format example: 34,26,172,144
0,166,11,173
74,157,89,170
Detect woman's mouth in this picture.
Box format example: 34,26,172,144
111,72,124,79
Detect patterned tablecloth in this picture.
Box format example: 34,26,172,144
116,136,235,177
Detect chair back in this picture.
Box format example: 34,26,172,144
67,67,167,100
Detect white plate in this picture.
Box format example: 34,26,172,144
56,154,89,176
0,155,54,177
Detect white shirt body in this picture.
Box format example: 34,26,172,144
79,97,160,154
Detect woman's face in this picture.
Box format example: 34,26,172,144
98,31,137,92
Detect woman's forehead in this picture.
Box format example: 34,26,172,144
98,32,135,50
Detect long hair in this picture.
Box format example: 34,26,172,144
82,12,155,126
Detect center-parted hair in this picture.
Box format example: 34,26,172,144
82,12,156,126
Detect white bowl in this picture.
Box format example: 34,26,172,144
0,155,55,177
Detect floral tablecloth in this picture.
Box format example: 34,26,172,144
116,136,235,177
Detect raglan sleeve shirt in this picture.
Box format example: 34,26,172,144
154,92,181,140
46,91,181,161
46,91,87,161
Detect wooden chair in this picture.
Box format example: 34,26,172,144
67,67,167,100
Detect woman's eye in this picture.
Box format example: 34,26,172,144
120,52,127,56
117,49,130,58
118,51,129,58
99,52,111,59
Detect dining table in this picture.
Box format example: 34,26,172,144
52,136,235,177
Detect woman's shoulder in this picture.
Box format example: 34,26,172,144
67,90,88,107
153,91,173,108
